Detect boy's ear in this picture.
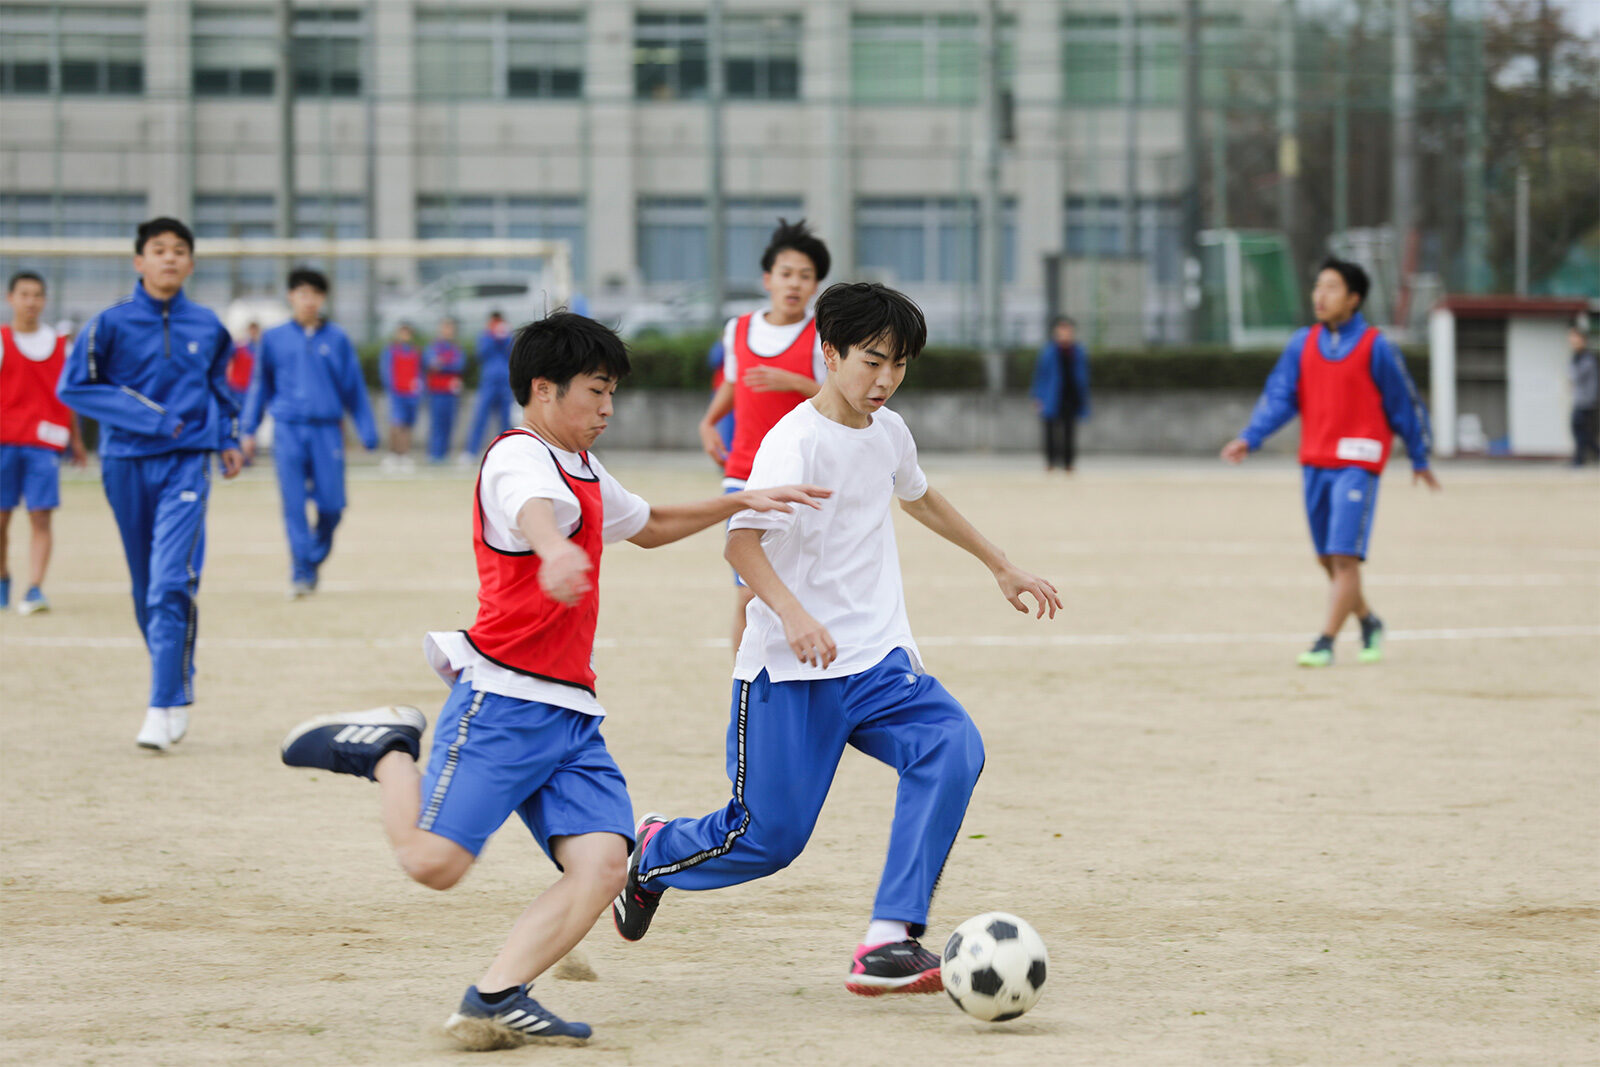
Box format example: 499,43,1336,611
822,341,841,365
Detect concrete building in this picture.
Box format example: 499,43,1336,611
0,0,1254,342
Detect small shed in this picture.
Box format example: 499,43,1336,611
1428,296,1590,457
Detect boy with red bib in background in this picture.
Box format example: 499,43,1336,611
1222,257,1439,667
380,322,423,470
1,270,85,614
697,219,830,652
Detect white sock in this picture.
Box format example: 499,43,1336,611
864,920,910,947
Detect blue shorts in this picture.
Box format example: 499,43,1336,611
417,680,635,863
389,394,420,428
0,445,61,511
1302,465,1381,559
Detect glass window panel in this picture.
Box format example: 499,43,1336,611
853,39,922,103
417,37,492,99
934,37,979,103
1,32,51,94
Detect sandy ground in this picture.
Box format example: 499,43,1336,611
1,454,1596,1067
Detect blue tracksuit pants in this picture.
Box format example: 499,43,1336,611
427,393,458,462
465,365,514,455
101,451,211,708
271,420,346,584
637,649,985,933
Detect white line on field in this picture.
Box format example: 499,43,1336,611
4,624,1596,652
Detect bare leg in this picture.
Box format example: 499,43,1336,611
27,509,52,589
476,833,628,992
374,750,475,890
730,584,756,659
1320,555,1367,637
0,508,12,579
396,424,413,457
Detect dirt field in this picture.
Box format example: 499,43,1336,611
1,454,1596,1066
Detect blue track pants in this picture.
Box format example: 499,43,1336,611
637,649,984,934
101,451,211,707
464,369,515,456
272,420,345,584
427,394,458,462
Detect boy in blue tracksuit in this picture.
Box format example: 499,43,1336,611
241,268,378,598
463,310,515,459
1222,257,1438,667
56,217,244,752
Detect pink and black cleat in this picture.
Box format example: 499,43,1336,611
845,939,945,996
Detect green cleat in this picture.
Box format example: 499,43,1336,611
1358,615,1385,663
1297,636,1335,667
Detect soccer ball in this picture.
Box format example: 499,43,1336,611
941,912,1048,1022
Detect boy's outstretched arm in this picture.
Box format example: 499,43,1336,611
899,487,1062,619
725,528,837,668
627,485,830,549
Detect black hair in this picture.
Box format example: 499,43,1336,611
815,282,927,362
1317,256,1370,308
1052,314,1076,329
509,310,631,406
135,217,195,255
7,270,45,294
488,309,504,320
287,266,330,293
761,218,831,281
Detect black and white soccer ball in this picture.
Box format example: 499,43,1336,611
941,912,1048,1022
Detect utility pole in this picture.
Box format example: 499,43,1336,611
978,0,1003,393
1393,0,1416,313
1180,0,1202,343
707,0,727,330
1461,0,1491,291
1277,0,1298,263
1120,0,1138,257
1333,24,1349,238
275,0,297,244
1515,166,1530,295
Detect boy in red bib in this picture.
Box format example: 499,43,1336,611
280,312,827,1049
698,219,831,652
1222,257,1439,666
1,270,85,614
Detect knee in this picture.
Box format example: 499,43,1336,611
1329,555,1361,575
572,849,629,904
949,719,986,786
397,841,472,891
749,821,810,873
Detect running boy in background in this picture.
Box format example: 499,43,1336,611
696,219,831,652
380,322,423,471
463,309,515,460
225,321,260,410
2,270,86,614
56,217,244,750
615,282,1062,997
241,268,379,599
279,312,827,1049
425,316,466,464
1221,256,1438,667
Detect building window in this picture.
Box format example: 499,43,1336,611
194,193,278,290
0,192,148,293
416,195,584,283
1065,196,1181,281
1063,12,1184,106
0,5,143,96
415,9,584,101
856,198,1015,285
293,7,363,97
724,14,800,100
193,6,277,97
635,13,707,101
637,198,805,284
850,14,1013,105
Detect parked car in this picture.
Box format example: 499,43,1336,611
615,282,769,339
377,271,554,340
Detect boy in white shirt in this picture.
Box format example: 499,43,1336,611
279,312,827,1048
614,282,1062,996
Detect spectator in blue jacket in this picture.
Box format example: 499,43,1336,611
463,310,515,459
56,216,244,753
1030,315,1091,472
241,267,378,599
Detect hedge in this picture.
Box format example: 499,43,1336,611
358,336,1429,394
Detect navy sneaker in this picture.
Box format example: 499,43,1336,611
280,706,425,780
612,813,667,941
845,939,944,996
1358,613,1385,663
443,984,591,1049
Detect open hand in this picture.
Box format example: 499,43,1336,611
1220,438,1250,464
781,607,837,668
996,563,1062,619
219,449,244,479
743,365,812,393
1414,468,1441,491
736,485,832,513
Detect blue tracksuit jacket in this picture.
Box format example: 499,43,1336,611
1029,341,1091,420
1239,311,1432,470
240,319,378,445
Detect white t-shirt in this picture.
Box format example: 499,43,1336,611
0,325,58,370
729,400,929,683
424,431,652,717
720,311,827,384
